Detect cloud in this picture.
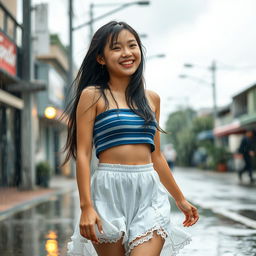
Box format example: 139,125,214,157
143,0,256,125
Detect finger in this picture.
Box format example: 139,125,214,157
183,215,189,225
188,211,199,226
89,224,99,244
185,217,194,227
191,208,199,223
183,212,193,226
80,225,88,239
192,212,200,225
96,218,104,234
185,213,196,227
182,211,190,222
85,225,93,241
183,215,189,224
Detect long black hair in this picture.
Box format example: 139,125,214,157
60,21,164,166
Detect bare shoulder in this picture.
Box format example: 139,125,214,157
80,86,101,100
145,89,160,111
79,86,101,105
77,86,101,115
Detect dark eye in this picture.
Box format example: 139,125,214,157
112,46,121,50
130,44,137,48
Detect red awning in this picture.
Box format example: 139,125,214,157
213,120,245,137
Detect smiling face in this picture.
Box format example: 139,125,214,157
97,29,142,79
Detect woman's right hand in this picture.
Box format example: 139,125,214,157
79,205,104,244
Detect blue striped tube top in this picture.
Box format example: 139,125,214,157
93,108,157,158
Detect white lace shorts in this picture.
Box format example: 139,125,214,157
67,163,192,256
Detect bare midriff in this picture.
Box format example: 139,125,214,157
98,144,153,165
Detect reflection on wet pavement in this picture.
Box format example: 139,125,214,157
170,202,256,256
45,230,59,256
237,209,256,220
0,191,255,256
0,193,78,256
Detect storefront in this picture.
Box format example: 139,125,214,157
0,28,23,186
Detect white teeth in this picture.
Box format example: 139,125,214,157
121,60,133,65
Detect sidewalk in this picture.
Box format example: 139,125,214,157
173,167,256,228
0,175,77,221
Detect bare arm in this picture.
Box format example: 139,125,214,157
76,87,96,209
76,87,103,243
149,90,199,227
149,91,186,202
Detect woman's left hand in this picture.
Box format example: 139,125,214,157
175,199,199,227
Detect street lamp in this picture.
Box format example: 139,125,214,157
180,61,217,124
147,54,166,60
73,1,150,37
44,106,57,119
179,74,211,85
68,0,150,91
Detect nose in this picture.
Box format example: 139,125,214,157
121,47,132,57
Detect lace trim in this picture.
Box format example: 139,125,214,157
126,226,168,256
98,236,122,244
169,236,192,256
98,231,126,244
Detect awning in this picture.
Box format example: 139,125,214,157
1,67,46,92
197,130,214,140
213,120,244,137
0,88,24,109
240,113,256,126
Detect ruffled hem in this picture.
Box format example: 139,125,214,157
126,225,168,256
67,223,192,256
170,237,192,256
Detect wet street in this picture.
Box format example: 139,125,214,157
0,168,256,256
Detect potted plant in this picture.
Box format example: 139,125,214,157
207,145,229,172
213,147,229,172
36,161,52,188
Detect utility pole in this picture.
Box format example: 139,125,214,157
21,0,36,189
210,60,217,125
181,61,218,125
68,0,73,95
89,3,94,40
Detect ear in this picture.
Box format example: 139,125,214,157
96,55,106,65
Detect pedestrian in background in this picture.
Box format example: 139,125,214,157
237,130,255,184
163,144,177,171
62,21,198,256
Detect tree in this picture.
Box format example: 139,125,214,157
163,108,196,166
163,108,214,166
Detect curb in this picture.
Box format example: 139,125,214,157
213,208,256,229
0,184,77,222
188,197,256,229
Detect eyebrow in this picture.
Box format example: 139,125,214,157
113,39,137,45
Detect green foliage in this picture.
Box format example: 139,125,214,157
36,161,52,187
164,108,214,166
176,128,196,166
191,115,213,134
164,108,196,144
206,145,231,169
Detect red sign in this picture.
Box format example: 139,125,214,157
0,31,17,76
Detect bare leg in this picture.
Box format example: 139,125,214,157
130,231,165,256
93,236,125,256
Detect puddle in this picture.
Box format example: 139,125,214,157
0,192,255,256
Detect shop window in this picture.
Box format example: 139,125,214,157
6,16,15,40
253,89,256,112
0,8,3,30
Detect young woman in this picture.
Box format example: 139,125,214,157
64,21,199,256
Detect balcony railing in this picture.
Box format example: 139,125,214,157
0,2,23,47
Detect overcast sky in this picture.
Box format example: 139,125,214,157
32,0,256,126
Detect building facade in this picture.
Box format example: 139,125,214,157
33,3,73,177
214,83,256,153
0,1,73,187
0,0,23,186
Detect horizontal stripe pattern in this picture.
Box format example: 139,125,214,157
93,109,157,158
